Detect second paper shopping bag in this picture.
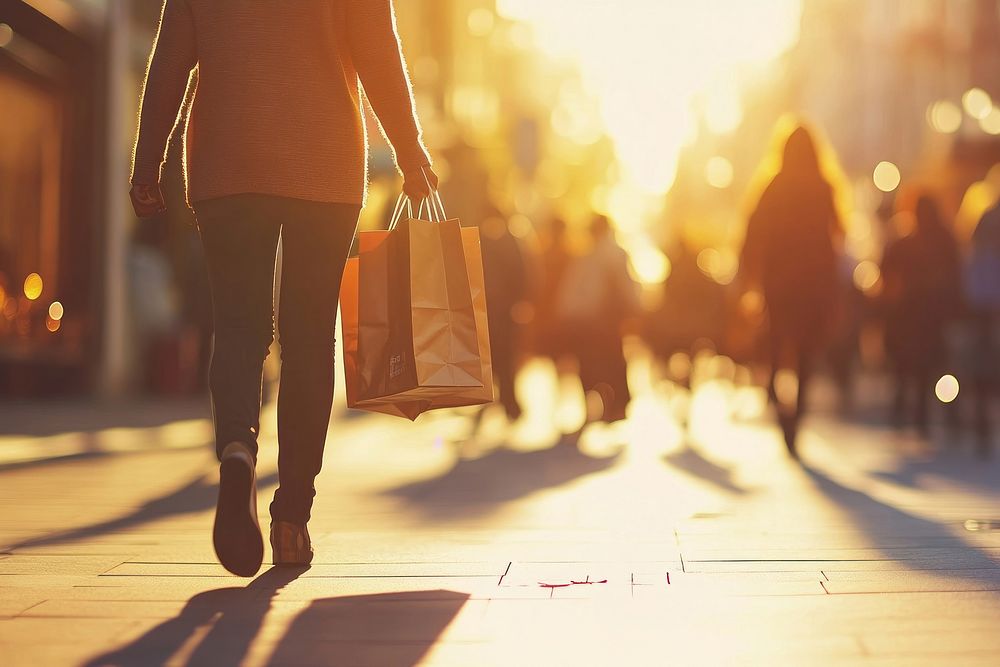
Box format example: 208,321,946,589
341,197,493,419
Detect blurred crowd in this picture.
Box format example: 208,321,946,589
123,119,1000,461
455,121,1000,459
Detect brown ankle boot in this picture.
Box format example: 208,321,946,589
213,442,263,577
270,521,314,565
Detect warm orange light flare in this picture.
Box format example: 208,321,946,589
23,273,43,300
497,0,801,195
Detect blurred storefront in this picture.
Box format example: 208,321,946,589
0,0,116,396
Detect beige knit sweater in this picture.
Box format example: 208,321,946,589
132,0,430,205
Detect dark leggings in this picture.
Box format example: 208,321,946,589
195,194,359,523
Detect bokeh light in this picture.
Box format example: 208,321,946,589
873,161,901,193
852,260,880,293
962,87,993,120
927,100,962,133
980,107,1000,135
23,273,43,300
705,156,734,189
48,301,64,321
696,247,738,284
627,242,671,284
935,374,960,403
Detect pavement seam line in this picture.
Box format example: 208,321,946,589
497,561,511,586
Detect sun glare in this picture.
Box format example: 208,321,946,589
497,0,802,196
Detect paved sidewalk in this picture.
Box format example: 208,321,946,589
2,366,1000,665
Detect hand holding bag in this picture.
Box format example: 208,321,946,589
341,190,494,419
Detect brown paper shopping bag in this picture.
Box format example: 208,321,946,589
341,193,494,419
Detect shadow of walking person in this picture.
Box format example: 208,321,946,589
872,448,1000,495
6,469,278,552
663,441,750,496
82,566,308,667
265,589,470,666
803,466,1000,585
383,432,622,522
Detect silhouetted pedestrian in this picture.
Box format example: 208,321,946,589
645,242,728,388
556,215,639,423
478,207,530,421
966,200,1000,455
535,217,573,362
880,194,962,435
741,125,844,457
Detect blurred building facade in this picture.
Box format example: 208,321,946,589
792,0,1000,197
0,0,131,396
666,0,1000,264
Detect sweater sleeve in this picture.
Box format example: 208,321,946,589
131,0,198,185
346,0,431,173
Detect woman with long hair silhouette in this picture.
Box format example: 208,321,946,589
129,0,437,576
741,123,844,457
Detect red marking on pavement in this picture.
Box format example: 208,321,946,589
538,576,608,588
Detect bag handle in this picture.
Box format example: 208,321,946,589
417,197,434,222
417,195,446,223
388,192,412,231
387,166,448,229
420,166,449,220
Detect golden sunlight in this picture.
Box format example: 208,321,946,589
497,0,802,196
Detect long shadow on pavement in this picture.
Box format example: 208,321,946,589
82,566,468,667
1,398,211,438
872,448,1000,495
4,469,278,552
265,589,470,666
81,566,306,667
383,432,622,521
662,440,750,496
804,466,1000,585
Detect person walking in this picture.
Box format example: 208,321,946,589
556,215,639,423
966,200,1000,456
535,217,573,362
130,0,437,576
740,124,844,458
881,194,962,436
477,206,531,421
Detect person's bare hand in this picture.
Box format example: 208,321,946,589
129,183,166,218
402,165,438,201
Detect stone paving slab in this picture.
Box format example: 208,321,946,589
683,558,1000,573
102,560,511,579
0,554,129,576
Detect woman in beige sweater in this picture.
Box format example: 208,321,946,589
130,0,437,577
